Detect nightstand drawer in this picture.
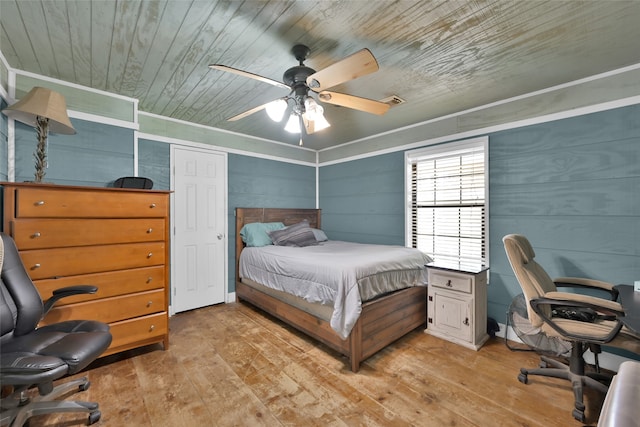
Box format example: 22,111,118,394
430,272,472,293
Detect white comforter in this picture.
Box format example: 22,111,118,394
239,241,432,339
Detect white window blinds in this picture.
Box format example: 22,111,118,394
407,138,488,268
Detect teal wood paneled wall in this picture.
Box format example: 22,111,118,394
227,153,316,292
318,104,640,325
138,138,170,190
488,104,640,323
14,118,134,185
319,151,405,246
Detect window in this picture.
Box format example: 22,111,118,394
406,137,488,269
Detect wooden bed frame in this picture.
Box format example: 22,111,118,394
234,207,427,372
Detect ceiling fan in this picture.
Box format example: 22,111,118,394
209,44,390,139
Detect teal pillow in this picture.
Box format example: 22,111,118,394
240,222,285,247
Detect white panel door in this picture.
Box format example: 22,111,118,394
172,147,226,313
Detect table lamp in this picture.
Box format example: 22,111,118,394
2,87,76,182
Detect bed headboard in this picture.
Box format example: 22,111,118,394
234,207,322,284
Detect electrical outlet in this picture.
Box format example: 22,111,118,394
634,280,640,292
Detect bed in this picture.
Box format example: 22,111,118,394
234,207,430,372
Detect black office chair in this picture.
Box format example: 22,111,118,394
0,233,112,426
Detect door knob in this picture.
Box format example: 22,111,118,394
217,233,224,240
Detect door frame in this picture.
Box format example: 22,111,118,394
169,144,229,316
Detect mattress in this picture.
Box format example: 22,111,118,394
239,240,431,339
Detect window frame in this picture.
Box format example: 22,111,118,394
404,136,489,268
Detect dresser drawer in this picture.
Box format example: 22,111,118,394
106,312,168,355
11,218,165,249
34,265,165,305
14,187,168,218
42,289,165,325
20,242,165,280
429,272,472,293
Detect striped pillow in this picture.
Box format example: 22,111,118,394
268,220,318,247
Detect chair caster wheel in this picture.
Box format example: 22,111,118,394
79,381,91,392
572,408,585,423
88,410,101,425
518,372,528,384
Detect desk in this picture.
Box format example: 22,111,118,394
615,285,640,336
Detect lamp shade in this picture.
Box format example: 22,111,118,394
284,114,301,133
302,97,330,133
2,87,76,135
265,98,288,122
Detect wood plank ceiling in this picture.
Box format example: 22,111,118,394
1,0,639,150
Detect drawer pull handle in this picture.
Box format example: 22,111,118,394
149,325,155,331
147,228,153,233
32,232,41,238
147,277,153,283
32,263,41,269
147,301,153,307
446,280,452,287
35,200,45,206
147,252,153,258
150,203,156,208
463,317,470,326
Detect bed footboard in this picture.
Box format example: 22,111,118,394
236,279,426,372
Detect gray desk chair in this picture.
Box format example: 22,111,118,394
502,234,640,423
0,233,112,426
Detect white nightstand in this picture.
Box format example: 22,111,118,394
425,263,489,350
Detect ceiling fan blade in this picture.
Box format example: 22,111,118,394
227,103,269,121
318,91,390,115
209,64,290,90
306,48,379,92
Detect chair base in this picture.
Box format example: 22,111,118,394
519,352,611,423
0,377,101,427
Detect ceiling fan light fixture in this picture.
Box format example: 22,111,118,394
312,113,330,132
303,97,319,118
284,113,301,133
302,98,330,132
211,44,384,141
302,113,330,134
265,98,288,122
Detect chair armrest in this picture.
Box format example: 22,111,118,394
42,285,98,315
544,291,624,314
554,277,618,300
531,292,624,343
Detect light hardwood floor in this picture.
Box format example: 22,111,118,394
28,302,606,426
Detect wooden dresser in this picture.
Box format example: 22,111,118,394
1,183,170,356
